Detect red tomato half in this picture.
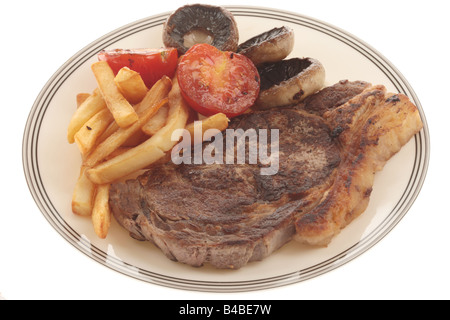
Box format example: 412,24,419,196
98,48,178,89
177,43,260,118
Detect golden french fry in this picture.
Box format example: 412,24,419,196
97,76,172,143
71,166,96,216
111,147,171,169
84,98,168,167
97,121,117,145
105,147,133,160
86,75,190,184
141,75,191,152
141,104,169,135
91,61,139,128
74,108,114,155
76,93,91,108
122,130,149,147
116,169,149,182
149,151,172,166
69,72,151,145
115,67,148,104
185,113,229,144
91,184,111,239
67,88,107,144
133,75,172,115
86,144,166,185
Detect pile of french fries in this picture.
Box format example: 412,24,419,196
68,60,229,239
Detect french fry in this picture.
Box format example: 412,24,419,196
105,147,133,160
91,184,111,239
185,113,229,144
97,121,117,145
108,146,171,167
67,88,107,144
141,104,169,135
86,75,190,184
122,130,149,147
114,67,148,104
76,93,91,108
91,61,139,128
74,108,114,155
86,144,166,185
71,166,96,216
142,75,191,152
97,75,172,143
69,72,152,144
149,151,172,166
83,98,168,167
116,169,149,182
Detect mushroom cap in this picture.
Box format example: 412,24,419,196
163,4,239,55
255,57,326,109
237,26,295,65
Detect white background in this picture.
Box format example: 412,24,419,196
1,0,448,300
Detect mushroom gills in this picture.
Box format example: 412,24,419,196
255,57,326,109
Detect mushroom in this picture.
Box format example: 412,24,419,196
237,26,295,66
255,57,326,109
162,4,239,55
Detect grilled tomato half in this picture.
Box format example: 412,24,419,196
177,43,260,118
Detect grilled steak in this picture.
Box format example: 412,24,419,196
109,80,423,269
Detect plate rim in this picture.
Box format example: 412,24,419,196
22,5,430,293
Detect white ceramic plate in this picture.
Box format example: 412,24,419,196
23,6,429,292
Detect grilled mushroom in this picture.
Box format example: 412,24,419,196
237,26,295,65
162,4,239,55
255,57,325,109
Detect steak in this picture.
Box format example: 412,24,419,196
109,80,423,269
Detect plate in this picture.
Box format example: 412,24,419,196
22,6,430,292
